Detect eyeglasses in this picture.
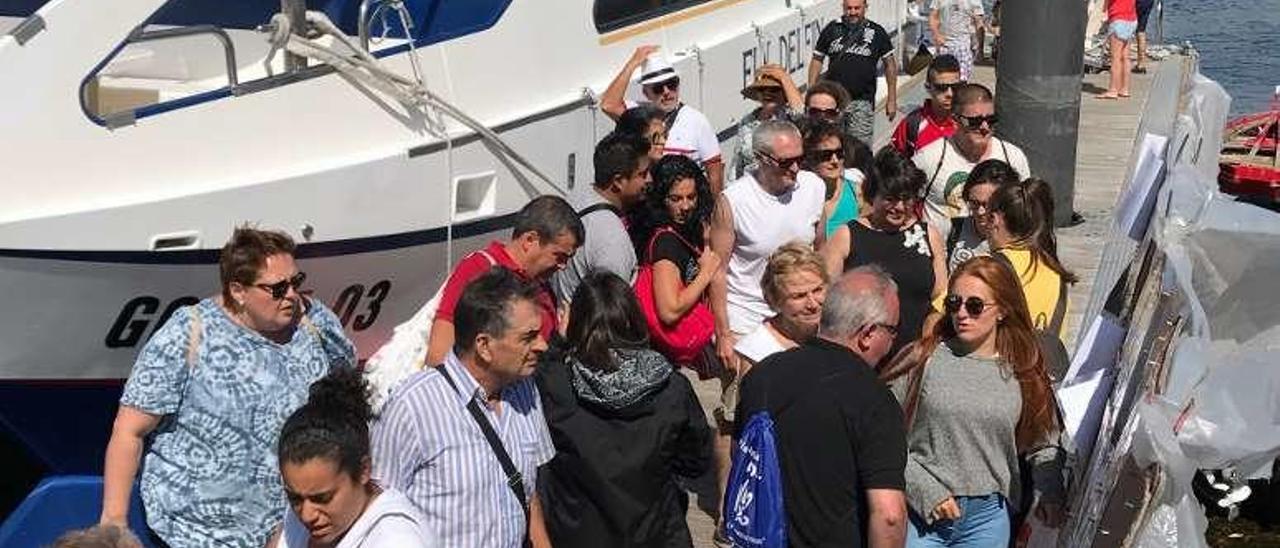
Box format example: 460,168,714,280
255,272,307,300
807,106,841,119
807,148,844,163
758,151,805,171
926,81,965,94
943,294,990,316
966,198,991,215
875,322,899,340
955,113,999,131
645,78,680,95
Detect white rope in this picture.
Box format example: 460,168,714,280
264,11,564,197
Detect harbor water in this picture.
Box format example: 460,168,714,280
1162,0,1280,114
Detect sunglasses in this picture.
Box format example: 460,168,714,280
807,148,844,163
255,272,307,300
807,106,841,118
927,81,965,93
943,294,990,316
955,113,999,131
758,151,805,171
646,78,680,95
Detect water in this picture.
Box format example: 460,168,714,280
1161,0,1280,115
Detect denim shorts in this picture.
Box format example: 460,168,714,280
1109,19,1137,41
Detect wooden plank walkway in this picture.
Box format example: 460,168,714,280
684,60,1163,547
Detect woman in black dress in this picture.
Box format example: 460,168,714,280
822,147,948,356
536,272,712,548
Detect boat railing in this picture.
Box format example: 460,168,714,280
128,24,239,88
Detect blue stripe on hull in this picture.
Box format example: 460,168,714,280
0,212,517,264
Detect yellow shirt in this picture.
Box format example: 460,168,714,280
997,248,1067,337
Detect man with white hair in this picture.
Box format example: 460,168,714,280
699,119,824,541
736,265,908,548
601,45,725,192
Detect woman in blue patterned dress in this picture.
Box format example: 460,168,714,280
99,227,355,547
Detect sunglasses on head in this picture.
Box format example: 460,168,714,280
927,81,965,93
955,113,999,131
807,106,841,118
255,272,306,300
943,294,989,316
807,148,844,163
646,78,680,94
758,151,804,171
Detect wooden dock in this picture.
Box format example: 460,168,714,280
684,59,1167,547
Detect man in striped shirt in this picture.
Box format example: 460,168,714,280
371,269,556,547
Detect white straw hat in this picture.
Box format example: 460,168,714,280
638,54,678,86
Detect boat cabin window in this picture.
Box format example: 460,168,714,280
594,0,714,34
75,0,514,126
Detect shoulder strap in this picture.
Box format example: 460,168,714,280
904,109,925,157
926,140,948,199
577,203,622,219
186,307,203,371
434,364,530,520
1048,276,1069,335
645,226,698,263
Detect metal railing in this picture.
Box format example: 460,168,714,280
129,25,239,87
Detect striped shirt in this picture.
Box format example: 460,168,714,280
370,351,555,548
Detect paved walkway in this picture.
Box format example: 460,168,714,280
683,60,1160,547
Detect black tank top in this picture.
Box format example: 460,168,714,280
844,219,936,352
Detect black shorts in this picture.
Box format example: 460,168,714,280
1136,0,1155,32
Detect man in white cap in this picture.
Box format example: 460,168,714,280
601,45,725,193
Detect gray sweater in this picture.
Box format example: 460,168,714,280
890,342,1064,521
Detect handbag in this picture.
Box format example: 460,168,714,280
633,227,715,367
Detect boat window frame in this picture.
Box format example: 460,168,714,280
593,0,716,34
77,0,514,128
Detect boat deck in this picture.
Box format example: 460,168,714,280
684,58,1165,546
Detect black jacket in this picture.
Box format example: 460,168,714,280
535,348,711,548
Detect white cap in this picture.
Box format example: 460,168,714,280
638,54,678,86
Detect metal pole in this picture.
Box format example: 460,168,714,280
995,0,1088,226
281,0,308,71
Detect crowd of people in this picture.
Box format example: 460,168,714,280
73,1,1086,546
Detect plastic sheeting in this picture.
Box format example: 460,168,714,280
1060,63,1280,546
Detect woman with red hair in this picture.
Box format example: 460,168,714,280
880,256,1064,547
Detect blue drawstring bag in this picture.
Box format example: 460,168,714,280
723,411,787,548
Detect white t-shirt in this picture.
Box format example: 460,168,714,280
277,488,439,548
912,136,1031,238
723,170,826,335
932,0,984,40
626,100,722,164
734,322,790,364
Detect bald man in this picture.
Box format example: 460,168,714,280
736,266,907,548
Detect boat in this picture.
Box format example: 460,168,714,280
0,0,922,537
1218,87,1280,205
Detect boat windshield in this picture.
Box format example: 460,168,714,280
67,0,513,125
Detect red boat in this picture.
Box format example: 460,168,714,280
1219,88,1280,204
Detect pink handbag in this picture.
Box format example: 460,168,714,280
633,227,716,367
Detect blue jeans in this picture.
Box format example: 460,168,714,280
906,494,1010,548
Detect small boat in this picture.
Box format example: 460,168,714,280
1218,87,1280,204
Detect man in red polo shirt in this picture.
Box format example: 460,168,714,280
891,54,963,158
424,195,584,365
